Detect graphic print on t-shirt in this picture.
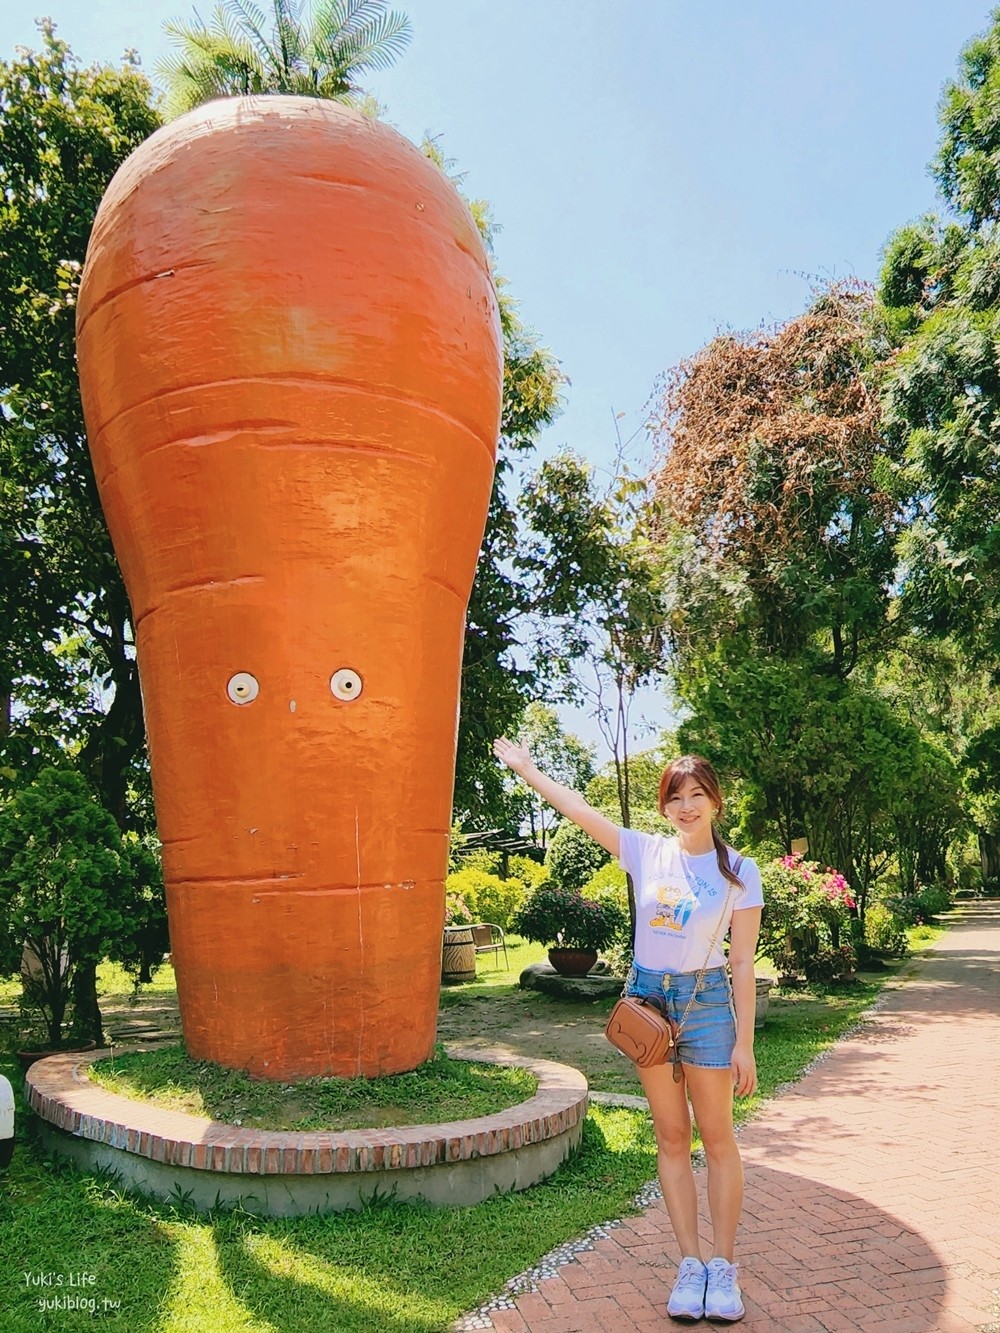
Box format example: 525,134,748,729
648,881,697,931
646,865,718,935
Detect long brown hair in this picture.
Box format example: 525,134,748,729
657,755,744,889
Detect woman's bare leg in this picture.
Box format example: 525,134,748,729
637,1061,702,1258
683,1064,742,1260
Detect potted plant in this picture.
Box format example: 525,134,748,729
513,882,627,976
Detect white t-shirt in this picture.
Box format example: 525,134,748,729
617,829,764,972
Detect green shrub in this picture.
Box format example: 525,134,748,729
864,902,908,957
803,943,857,984
581,864,629,934
886,883,953,926
472,876,527,933
445,867,488,919
915,883,953,919
444,868,526,932
581,861,627,895
456,848,503,876
601,937,634,978
507,854,547,892
545,820,609,890
580,864,632,977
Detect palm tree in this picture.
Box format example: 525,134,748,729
157,0,412,118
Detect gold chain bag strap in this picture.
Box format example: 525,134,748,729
604,855,742,1080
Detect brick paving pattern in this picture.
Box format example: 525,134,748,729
471,901,1000,1333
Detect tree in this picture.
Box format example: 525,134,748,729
114,834,170,987
643,280,957,908
544,819,610,891
518,447,667,833
0,30,165,1035
651,281,900,675
0,26,161,824
158,0,411,116
877,13,1000,651
514,703,595,849
453,286,566,827
585,738,678,818
872,635,995,887
0,768,131,1048
877,11,1000,880
890,738,967,894
514,446,667,936
880,9,1000,655
674,651,963,922
413,160,566,830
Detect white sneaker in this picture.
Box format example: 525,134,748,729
704,1257,744,1322
666,1256,707,1322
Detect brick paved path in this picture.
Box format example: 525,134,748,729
480,901,1000,1333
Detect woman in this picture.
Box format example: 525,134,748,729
493,738,762,1324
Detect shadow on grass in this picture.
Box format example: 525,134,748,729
1,1061,658,1333
210,1112,659,1332
0,1055,180,1333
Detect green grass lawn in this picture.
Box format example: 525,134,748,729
0,919,950,1331
88,1044,538,1131
439,935,550,997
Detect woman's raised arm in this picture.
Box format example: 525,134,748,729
492,737,620,858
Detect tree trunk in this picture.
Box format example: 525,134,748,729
69,959,104,1047
80,656,144,829
76,615,146,1048
980,830,1000,889
611,685,636,941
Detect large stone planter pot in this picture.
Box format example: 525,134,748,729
548,947,598,977
754,977,775,1029
777,974,804,989
26,1046,589,1215
16,1039,97,1076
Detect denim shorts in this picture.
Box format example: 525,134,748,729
623,963,737,1069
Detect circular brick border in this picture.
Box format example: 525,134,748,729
24,1043,588,1214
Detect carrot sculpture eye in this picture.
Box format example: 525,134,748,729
330,670,363,702
76,97,502,1079
227,673,259,705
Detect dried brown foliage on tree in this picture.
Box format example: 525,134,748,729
650,281,890,566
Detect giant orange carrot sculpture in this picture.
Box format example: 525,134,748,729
76,98,502,1079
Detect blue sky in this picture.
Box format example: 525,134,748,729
1,0,994,758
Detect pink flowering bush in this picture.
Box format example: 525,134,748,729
759,854,857,982
444,891,474,925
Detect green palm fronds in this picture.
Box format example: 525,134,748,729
157,0,411,117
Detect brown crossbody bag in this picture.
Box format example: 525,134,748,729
604,855,742,1081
